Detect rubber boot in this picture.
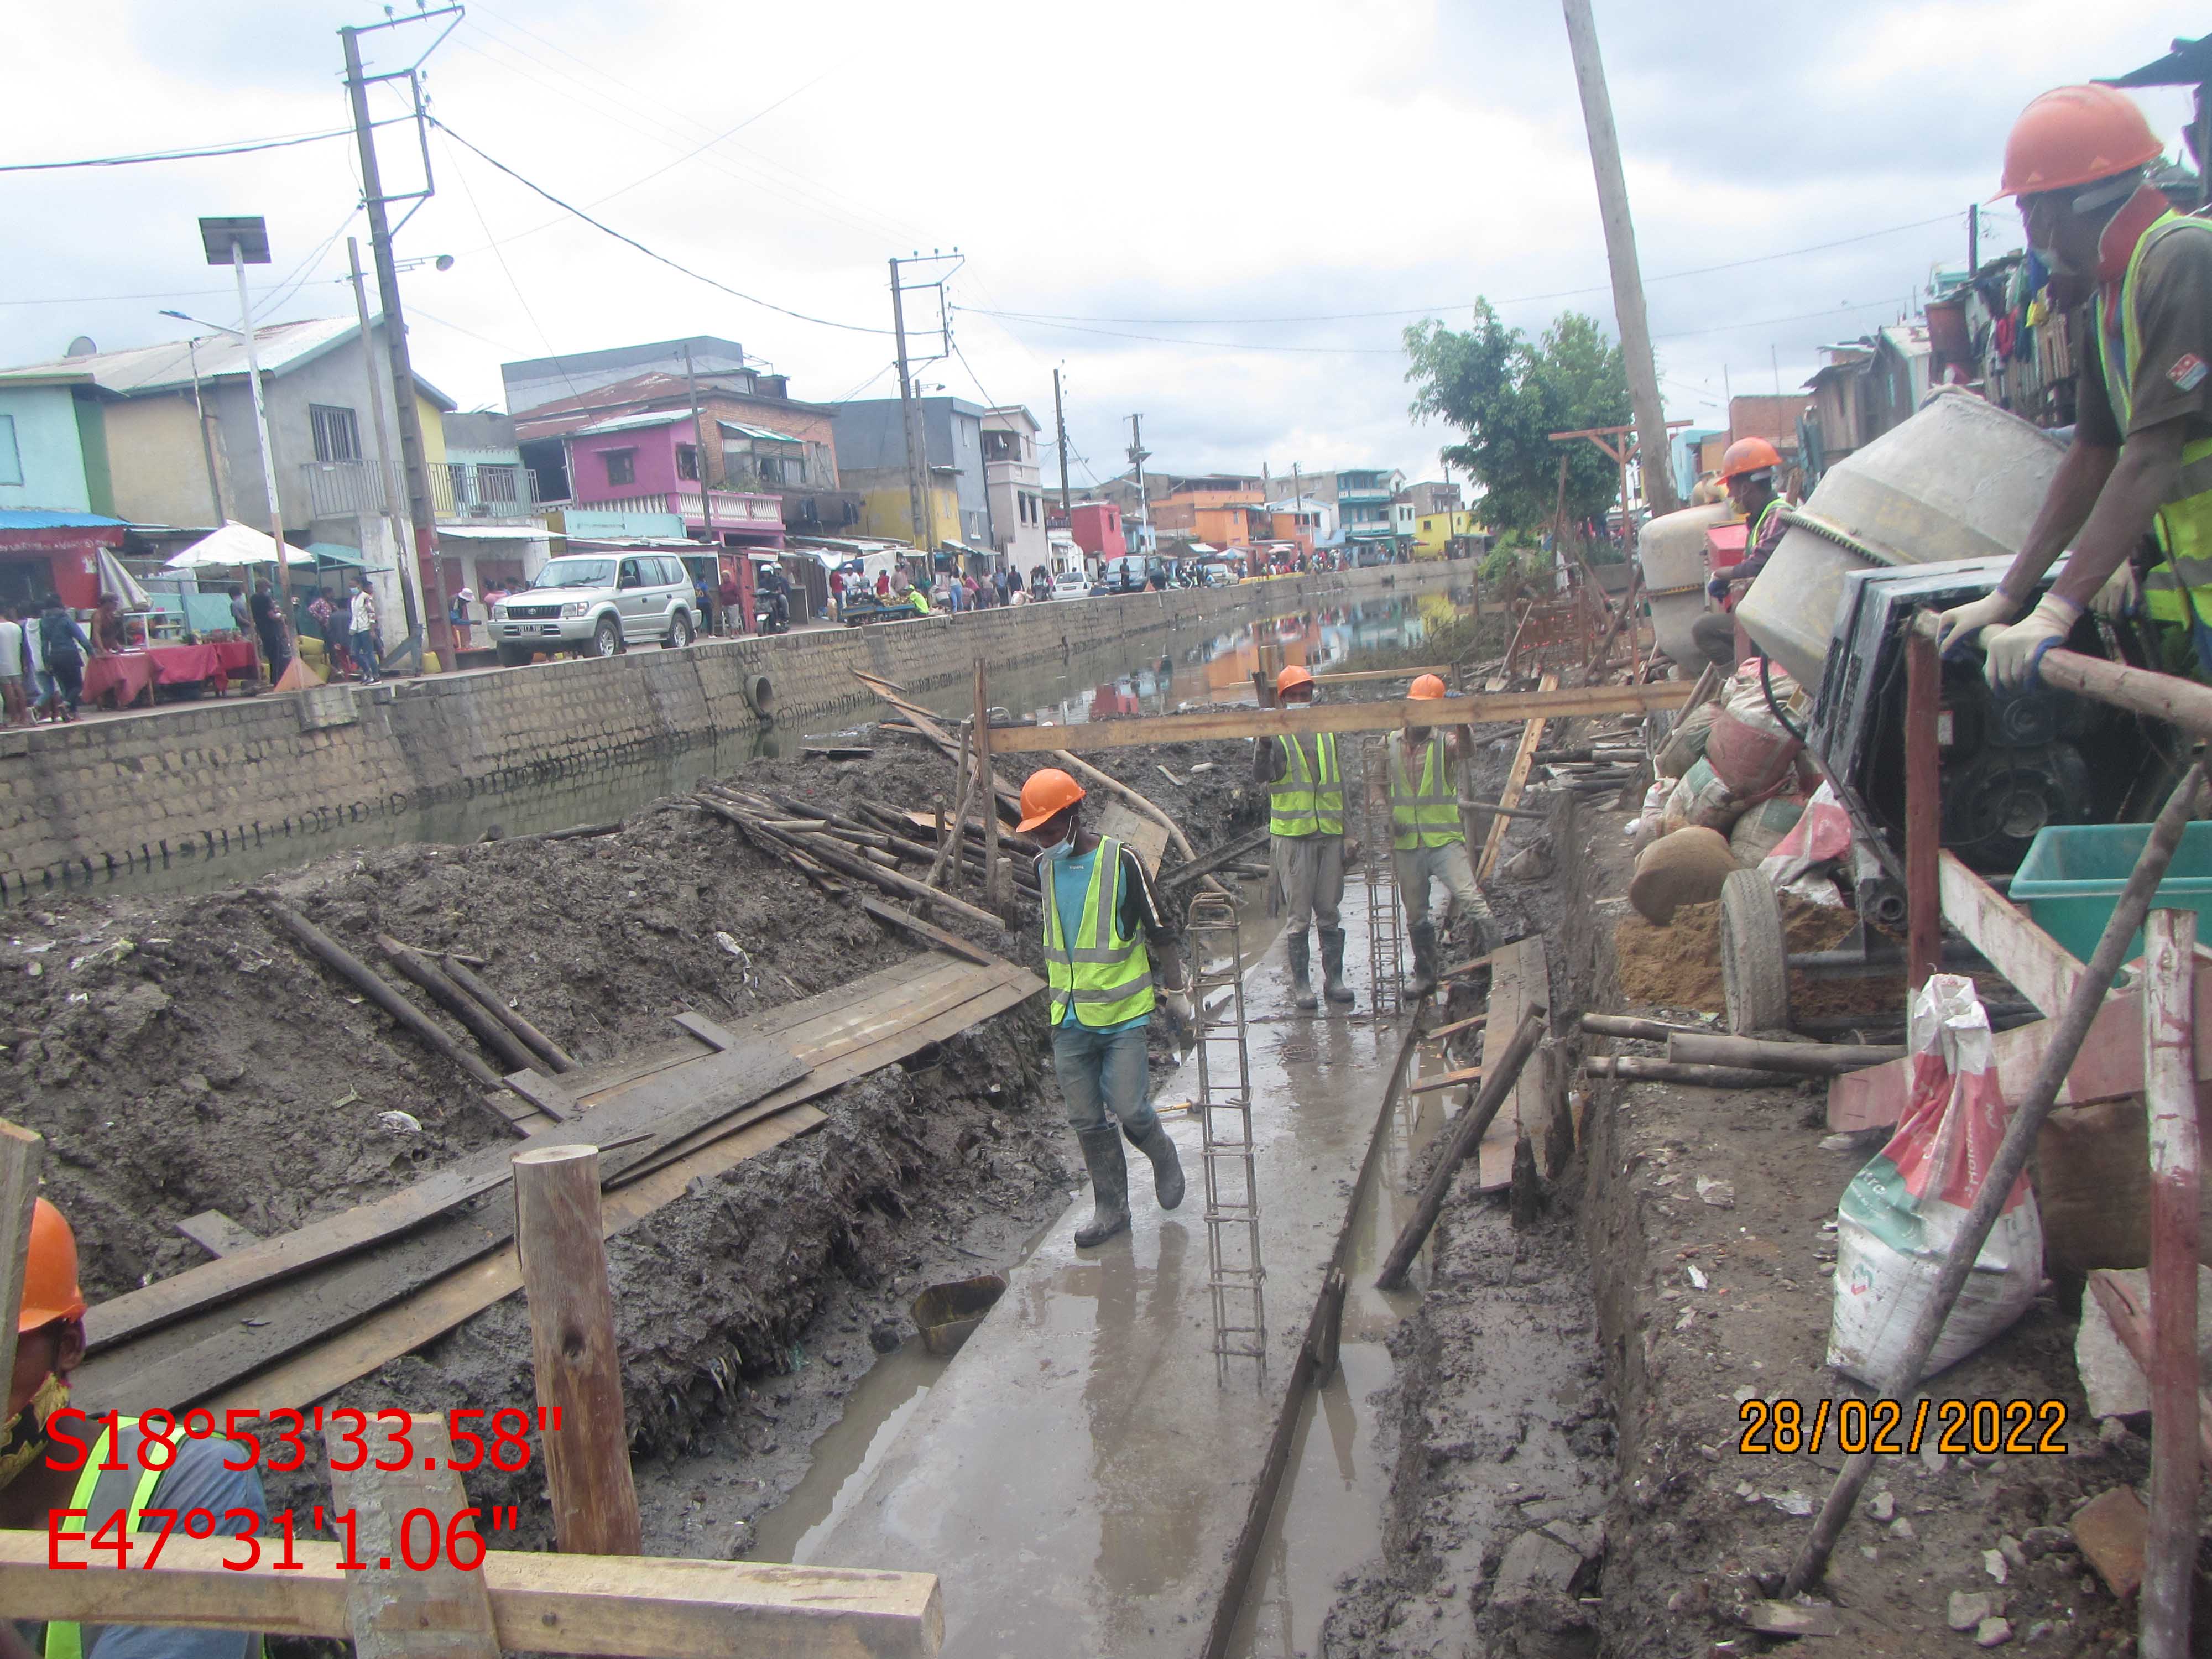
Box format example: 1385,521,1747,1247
1073,1125,1131,1247
1319,927,1355,1005
1406,920,1439,999
1126,1116,1187,1210
1286,930,1318,1012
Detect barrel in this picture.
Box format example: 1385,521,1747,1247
1736,388,2065,688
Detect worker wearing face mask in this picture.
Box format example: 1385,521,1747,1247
2,1199,268,1659
1937,85,2212,688
1252,665,1354,1010
1019,768,1192,1249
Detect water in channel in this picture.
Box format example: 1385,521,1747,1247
28,589,1462,904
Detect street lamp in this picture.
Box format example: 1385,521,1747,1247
195,216,299,675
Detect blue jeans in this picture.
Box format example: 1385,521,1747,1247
1051,1020,1155,1135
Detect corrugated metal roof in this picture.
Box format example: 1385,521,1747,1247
0,509,128,529
575,410,690,436
0,319,456,410
717,420,805,445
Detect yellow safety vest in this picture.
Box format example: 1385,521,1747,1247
2104,211,2212,658
1038,836,1155,1027
1741,494,1786,562
43,1417,263,1659
1269,733,1344,838
1389,731,1461,849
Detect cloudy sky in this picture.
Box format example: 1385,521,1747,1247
4,2,2200,493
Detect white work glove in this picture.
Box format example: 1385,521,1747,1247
2090,561,2141,621
1983,594,2080,691
1933,591,2021,656
1160,987,1194,1031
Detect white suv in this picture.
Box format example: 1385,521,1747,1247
492,554,697,665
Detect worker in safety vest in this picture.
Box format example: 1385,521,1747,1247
1937,84,2212,688
1020,768,1192,1248
1364,674,1498,996
1691,437,1790,669
1252,664,1353,1010
1,1199,267,1659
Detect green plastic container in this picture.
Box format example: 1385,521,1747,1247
2007,821,2212,964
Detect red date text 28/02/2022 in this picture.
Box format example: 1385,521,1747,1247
47,1503,526,1573
41,1406,565,1475
1736,1397,2069,1457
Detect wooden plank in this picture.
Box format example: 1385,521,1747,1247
859,897,994,966
329,1413,500,1659
1478,672,1557,884
987,680,1695,753
203,965,1042,1414
1476,936,1550,1191
1423,1013,1488,1041
9,1531,944,1659
503,1068,579,1121
1827,945,2212,1131
1312,665,1450,684
975,658,1002,911
1405,1066,1484,1096
175,1211,261,1258
0,1120,41,1420
1939,850,2086,1016
2142,911,2200,1654
1093,799,1170,878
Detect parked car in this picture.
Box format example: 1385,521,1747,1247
1049,571,1093,602
491,554,697,666
1098,555,1154,594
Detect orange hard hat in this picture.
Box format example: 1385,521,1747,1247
1408,674,1447,700
1016,767,1085,833
1275,664,1314,696
19,1198,87,1332
1717,437,1782,483
1996,85,2162,200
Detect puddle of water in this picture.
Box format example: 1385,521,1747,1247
745,1338,950,1566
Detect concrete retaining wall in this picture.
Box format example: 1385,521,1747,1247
1,565,1457,895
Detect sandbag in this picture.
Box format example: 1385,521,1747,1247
1663,758,1754,835
1654,701,1719,781
1729,794,1806,867
2035,1099,2212,1278
1629,827,1740,925
1705,664,1805,797
1829,977,2042,1384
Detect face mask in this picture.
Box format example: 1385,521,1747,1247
0,1373,69,1492
1047,826,1079,860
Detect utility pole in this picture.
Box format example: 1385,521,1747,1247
1559,0,1679,518
342,14,458,672
1052,367,1071,514
346,236,424,652
1127,413,1150,551
890,256,931,552
181,338,225,524
197,221,298,663
682,345,730,633
1966,203,1979,278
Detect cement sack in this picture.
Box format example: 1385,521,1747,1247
1627,781,1671,856
1705,663,1805,797
1729,794,1806,868
1758,780,1853,901
2034,1099,2212,1278
1629,827,1740,925
1662,758,1754,836
1653,701,1719,781
1829,975,2042,1385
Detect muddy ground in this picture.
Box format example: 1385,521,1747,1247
0,719,1270,1567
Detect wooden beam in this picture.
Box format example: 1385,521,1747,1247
174,1211,261,1258
8,1531,945,1659
0,1120,42,1421
1905,629,1943,990
1938,851,2086,1016
1405,1066,1484,1095
859,897,994,966
1667,1032,1905,1075
985,680,1694,754
1312,666,1449,684
441,955,577,1074
329,1413,500,1659
973,657,1001,912
514,1145,643,1557
1478,672,1557,884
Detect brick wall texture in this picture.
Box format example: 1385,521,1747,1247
0,566,1454,894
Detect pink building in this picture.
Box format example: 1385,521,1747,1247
1066,503,1125,564
564,412,788,552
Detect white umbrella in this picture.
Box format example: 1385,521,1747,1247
96,547,152,609
162,520,316,571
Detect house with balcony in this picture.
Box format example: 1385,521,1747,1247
559,410,789,555
982,406,1047,570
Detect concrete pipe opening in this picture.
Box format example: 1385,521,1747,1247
748,675,776,719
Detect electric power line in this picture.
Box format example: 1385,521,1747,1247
424,116,893,338
0,123,401,174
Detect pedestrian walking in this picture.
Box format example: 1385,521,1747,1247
1253,664,1352,1009
35,595,91,722
249,580,290,679
1366,674,1496,995
1019,768,1192,1248
0,602,27,728
719,566,742,635
348,576,382,684
308,586,351,677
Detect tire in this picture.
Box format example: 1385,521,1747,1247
496,644,533,668
591,615,622,658
1719,867,1791,1036
666,610,695,649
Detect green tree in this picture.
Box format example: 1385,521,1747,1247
1404,302,1631,538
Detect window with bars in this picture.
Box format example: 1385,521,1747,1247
677,444,700,482
309,404,361,463
604,448,636,487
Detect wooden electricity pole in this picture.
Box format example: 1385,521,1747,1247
1559,0,1680,519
